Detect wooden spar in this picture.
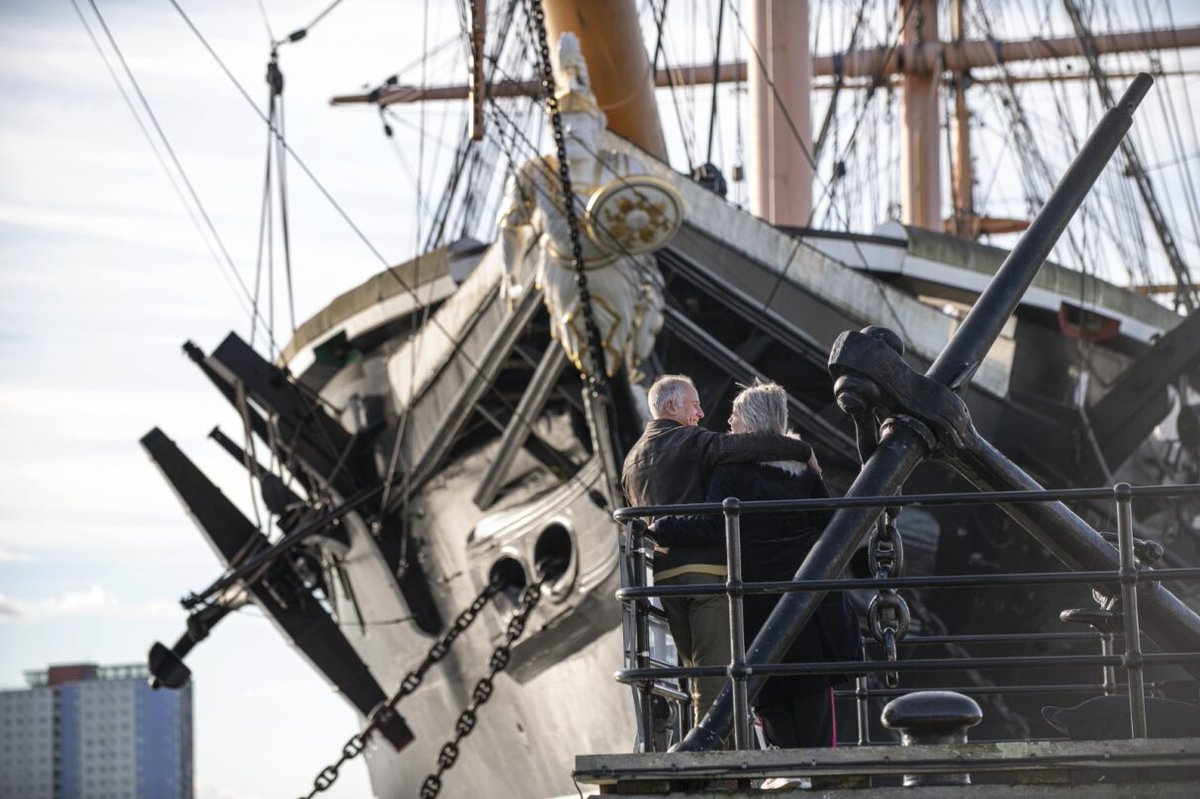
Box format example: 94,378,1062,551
838,24,1200,76
331,65,1198,106
750,0,813,226
949,0,975,238
331,25,1200,107
469,0,485,141
542,0,666,160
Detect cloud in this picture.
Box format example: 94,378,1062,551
0,546,31,563
0,585,178,623
0,200,207,255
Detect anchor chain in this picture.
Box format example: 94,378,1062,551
299,579,503,799
418,579,545,798
527,0,610,389
866,512,910,688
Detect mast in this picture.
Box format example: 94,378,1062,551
901,0,941,231
949,0,974,238
541,0,667,160
749,0,813,226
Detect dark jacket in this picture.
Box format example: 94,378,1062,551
654,461,859,699
621,420,812,507
621,420,813,577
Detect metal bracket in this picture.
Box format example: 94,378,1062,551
830,326,973,452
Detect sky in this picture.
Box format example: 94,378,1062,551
0,1,467,797
1,2,1198,798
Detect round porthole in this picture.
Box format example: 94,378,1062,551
533,523,576,600
488,556,528,608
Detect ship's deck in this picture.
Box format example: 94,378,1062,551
574,737,1200,796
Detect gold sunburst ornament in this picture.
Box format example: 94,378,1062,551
583,176,684,256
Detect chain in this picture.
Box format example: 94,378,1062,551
526,0,609,389
418,579,546,798
866,511,910,688
299,579,502,799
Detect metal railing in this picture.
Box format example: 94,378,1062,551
614,482,1200,751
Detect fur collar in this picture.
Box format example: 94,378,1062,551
764,431,811,477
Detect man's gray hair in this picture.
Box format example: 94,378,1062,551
732,381,788,434
648,374,695,419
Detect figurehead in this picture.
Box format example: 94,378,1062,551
497,32,683,382
552,32,605,124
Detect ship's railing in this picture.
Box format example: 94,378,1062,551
614,483,1200,751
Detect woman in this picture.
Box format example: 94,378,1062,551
652,381,859,748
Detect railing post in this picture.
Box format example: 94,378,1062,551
1114,482,1148,738
622,519,656,750
1100,632,1116,696
723,497,751,750
855,643,872,745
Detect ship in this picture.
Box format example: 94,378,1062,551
133,1,1200,796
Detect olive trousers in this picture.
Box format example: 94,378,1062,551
657,570,732,730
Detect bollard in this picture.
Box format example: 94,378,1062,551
881,690,982,786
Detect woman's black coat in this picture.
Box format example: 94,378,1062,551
653,459,860,702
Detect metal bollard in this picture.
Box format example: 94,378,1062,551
881,690,982,786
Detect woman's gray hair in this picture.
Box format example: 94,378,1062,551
732,381,788,434
648,374,695,418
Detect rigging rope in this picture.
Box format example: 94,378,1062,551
273,0,350,48
166,0,395,273
722,0,918,345
253,0,275,43
1062,0,1196,310
275,70,299,338
164,0,579,486
649,0,697,174
972,2,1092,273
812,0,871,165
704,0,726,167
75,0,277,344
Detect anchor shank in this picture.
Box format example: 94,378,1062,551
946,431,1200,679
927,73,1151,391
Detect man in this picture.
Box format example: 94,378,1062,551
620,374,814,730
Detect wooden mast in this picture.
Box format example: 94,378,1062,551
541,0,667,160
901,0,940,231
749,0,813,226
949,0,975,238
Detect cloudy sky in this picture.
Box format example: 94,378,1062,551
0,1,470,796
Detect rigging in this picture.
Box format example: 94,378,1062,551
162,0,586,514
1063,0,1197,311
71,0,274,345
